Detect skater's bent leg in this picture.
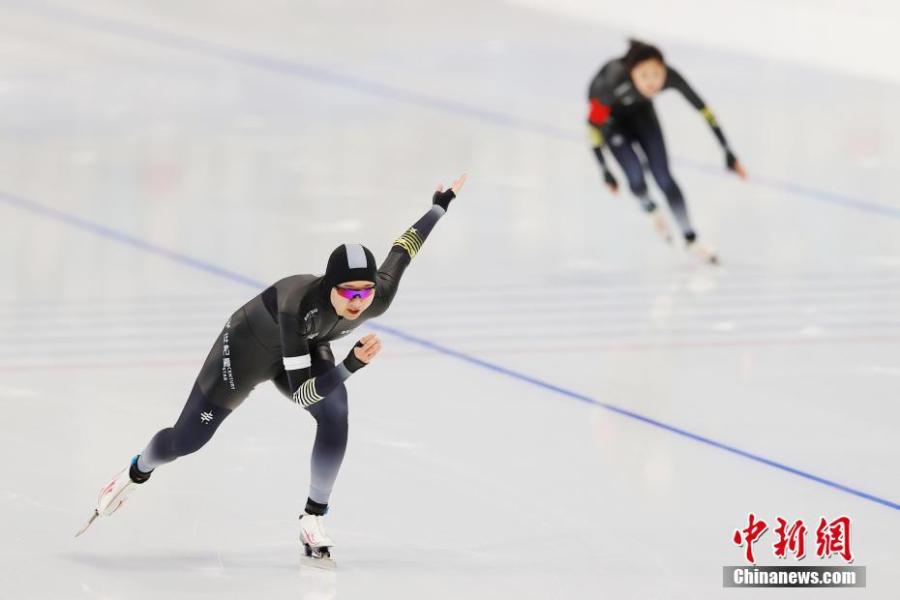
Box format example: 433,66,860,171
637,111,696,241
648,158,694,241
137,383,233,473
271,344,346,514
663,188,695,243
128,310,264,481
305,383,349,508
608,136,656,212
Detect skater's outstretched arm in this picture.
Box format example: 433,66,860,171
290,334,381,407
665,66,747,179
367,174,467,316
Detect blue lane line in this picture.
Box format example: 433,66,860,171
2,189,897,512
672,158,900,219
14,0,900,220
0,192,265,289
14,0,572,142
370,323,899,512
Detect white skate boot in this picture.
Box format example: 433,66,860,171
687,240,719,265
75,456,149,537
300,512,335,565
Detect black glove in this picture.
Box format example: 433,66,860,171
725,149,738,171
343,341,368,373
603,169,618,191
432,188,456,212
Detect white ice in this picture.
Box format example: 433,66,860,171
0,1,898,599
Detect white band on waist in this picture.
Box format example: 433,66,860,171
283,355,311,370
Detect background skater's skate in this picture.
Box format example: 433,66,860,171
648,208,673,244
686,239,719,265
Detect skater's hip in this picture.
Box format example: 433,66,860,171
194,308,280,410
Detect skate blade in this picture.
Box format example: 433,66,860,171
655,227,673,245
300,553,336,570
648,215,672,245
300,544,335,570
75,510,100,538
687,247,720,266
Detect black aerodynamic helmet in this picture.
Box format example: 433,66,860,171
324,243,377,288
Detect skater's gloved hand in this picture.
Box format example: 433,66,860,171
344,333,382,372
603,169,619,194
725,150,747,180
432,173,467,211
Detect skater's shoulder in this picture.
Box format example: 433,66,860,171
600,58,626,79
590,59,627,96
272,274,323,292
249,274,326,315
287,273,320,284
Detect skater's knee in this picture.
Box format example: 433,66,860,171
152,427,178,457
628,180,648,197
170,408,229,457
652,170,678,195
171,425,216,457
662,182,680,200
325,384,349,422
311,383,348,424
